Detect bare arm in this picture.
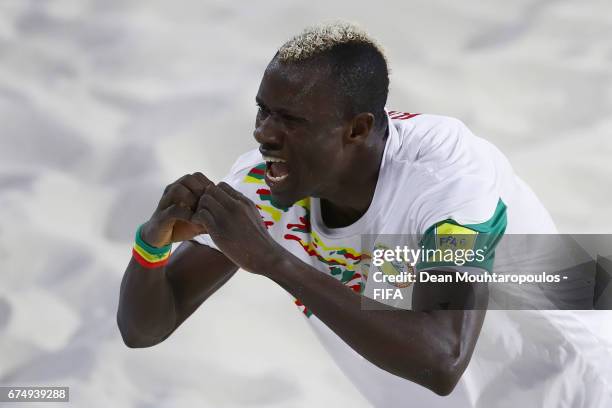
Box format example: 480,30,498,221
194,182,488,396
116,173,238,348
270,256,487,396
117,240,238,348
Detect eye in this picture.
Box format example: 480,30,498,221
280,113,299,122
256,103,270,117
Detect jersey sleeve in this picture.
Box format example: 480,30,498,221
416,199,507,273
191,149,264,251
400,116,509,273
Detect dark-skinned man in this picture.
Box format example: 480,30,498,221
118,22,612,407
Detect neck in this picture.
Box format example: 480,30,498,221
320,125,388,228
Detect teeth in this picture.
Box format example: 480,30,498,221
266,170,289,182
262,155,286,163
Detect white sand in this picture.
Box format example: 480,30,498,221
0,1,611,406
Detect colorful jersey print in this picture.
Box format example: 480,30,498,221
193,111,606,408
237,164,366,317
193,110,546,317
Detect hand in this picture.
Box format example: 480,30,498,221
141,172,213,247
192,182,285,274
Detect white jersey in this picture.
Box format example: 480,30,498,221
194,111,612,407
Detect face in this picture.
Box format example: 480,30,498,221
254,59,351,207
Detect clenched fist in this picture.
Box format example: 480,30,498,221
189,182,285,275
141,172,214,247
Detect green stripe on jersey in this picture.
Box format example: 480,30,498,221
416,199,507,272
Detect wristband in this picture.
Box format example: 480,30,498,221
132,224,172,269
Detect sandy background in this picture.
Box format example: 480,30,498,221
0,0,611,406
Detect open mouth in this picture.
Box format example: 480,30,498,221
263,155,290,184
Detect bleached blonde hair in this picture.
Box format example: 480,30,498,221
277,21,386,63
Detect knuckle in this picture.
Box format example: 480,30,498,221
183,173,198,183
166,183,181,194
172,175,189,187
207,186,221,198
198,194,212,207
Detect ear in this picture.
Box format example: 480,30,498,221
345,112,375,145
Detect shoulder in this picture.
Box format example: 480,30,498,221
218,149,269,208
389,111,467,135
222,148,304,227
389,112,476,164
222,148,275,203
223,148,265,185
388,111,510,181
385,111,507,232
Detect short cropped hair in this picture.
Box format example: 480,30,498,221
277,22,389,132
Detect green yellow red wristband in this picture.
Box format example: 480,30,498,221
132,224,172,269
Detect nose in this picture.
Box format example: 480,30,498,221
253,115,283,149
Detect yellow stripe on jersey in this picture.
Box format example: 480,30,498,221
435,222,478,251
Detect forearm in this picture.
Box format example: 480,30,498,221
269,254,472,395
117,257,178,348
186,181,483,394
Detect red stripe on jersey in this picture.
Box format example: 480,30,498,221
397,113,420,120
389,110,420,120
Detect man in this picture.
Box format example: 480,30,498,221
118,22,611,407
